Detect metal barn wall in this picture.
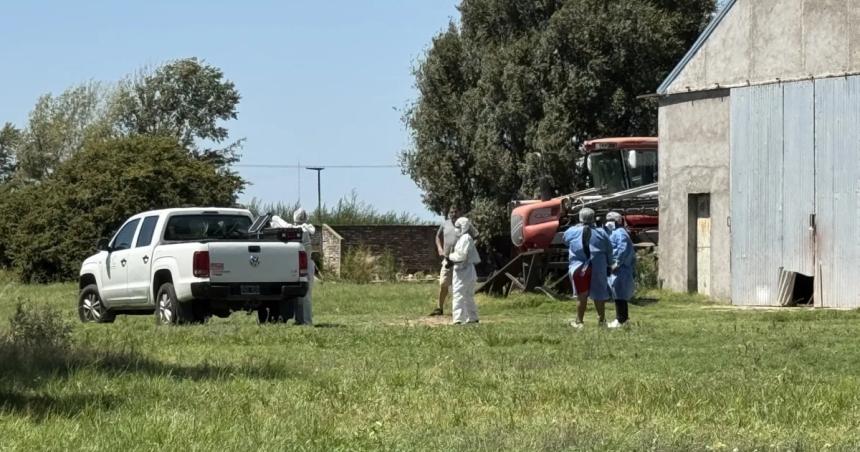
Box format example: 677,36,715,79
730,84,784,306
815,77,860,308
781,81,816,278
731,75,860,307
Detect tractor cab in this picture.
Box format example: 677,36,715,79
585,137,658,194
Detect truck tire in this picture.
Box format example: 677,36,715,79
78,284,116,323
155,282,193,325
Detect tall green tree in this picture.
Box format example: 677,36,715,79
3,59,244,183
15,82,111,180
403,0,714,238
0,123,21,182
112,58,243,166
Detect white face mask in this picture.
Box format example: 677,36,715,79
605,221,616,232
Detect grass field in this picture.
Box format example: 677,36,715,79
2,273,860,451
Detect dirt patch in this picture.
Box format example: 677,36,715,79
386,316,493,327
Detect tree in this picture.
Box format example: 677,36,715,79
0,136,244,282
402,0,715,238
0,123,21,182
112,58,243,166
14,82,111,180
3,59,244,184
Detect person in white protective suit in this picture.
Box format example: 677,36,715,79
269,209,316,325
290,208,315,325
447,217,481,324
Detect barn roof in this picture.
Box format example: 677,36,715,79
657,0,739,95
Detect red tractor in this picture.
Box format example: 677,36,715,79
480,137,659,297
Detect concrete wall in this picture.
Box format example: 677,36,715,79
667,0,860,95
657,92,732,301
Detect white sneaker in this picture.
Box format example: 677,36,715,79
607,319,626,329
569,320,584,329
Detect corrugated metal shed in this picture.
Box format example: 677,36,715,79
657,0,860,306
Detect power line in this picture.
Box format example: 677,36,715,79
235,164,399,169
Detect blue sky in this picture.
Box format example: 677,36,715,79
0,0,460,220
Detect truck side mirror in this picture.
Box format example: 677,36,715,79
96,238,111,252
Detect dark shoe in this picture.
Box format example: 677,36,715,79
429,308,444,316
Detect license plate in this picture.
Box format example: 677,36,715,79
240,285,260,295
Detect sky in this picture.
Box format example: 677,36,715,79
0,0,460,221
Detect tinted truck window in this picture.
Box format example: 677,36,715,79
136,216,160,247
112,219,140,251
164,215,252,241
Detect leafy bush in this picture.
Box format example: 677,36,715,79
635,248,659,290
0,135,243,282
6,301,72,350
340,246,399,284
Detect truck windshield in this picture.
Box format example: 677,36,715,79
164,215,252,241
588,152,627,193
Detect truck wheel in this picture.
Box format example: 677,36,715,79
155,282,193,325
78,284,116,323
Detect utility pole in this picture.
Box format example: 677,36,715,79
306,167,324,222
306,167,325,265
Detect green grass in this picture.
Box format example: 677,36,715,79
2,274,860,451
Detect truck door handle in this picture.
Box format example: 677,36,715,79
143,256,149,264
120,259,127,267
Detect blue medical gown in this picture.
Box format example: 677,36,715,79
608,227,636,301
562,224,613,301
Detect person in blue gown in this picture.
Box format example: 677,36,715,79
562,208,613,329
605,211,636,328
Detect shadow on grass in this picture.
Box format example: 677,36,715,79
0,391,120,421
0,340,294,419
313,322,347,329
90,348,293,380
630,297,659,306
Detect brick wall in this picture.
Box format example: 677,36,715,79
323,224,440,276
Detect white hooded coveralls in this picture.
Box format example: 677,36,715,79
271,212,315,325
449,218,481,323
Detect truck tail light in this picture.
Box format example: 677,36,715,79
193,251,210,278
299,251,308,277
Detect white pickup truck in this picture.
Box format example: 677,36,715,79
77,207,309,325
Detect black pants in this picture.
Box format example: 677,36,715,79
615,299,629,323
